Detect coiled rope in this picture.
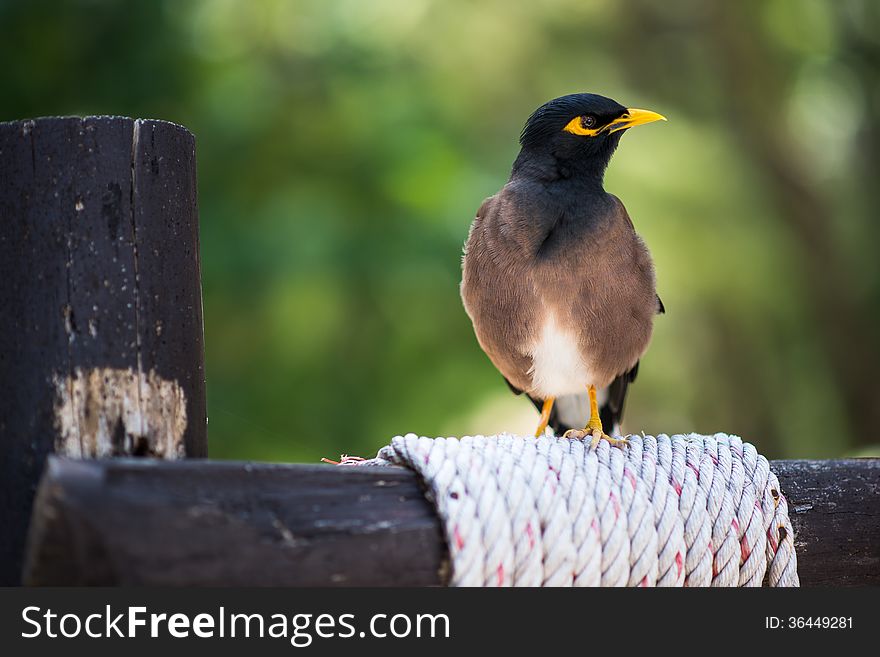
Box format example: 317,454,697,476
349,433,799,587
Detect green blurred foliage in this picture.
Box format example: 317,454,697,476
2,0,878,460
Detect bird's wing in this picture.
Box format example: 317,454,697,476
598,361,639,435
504,376,525,396
597,295,664,433
461,189,543,394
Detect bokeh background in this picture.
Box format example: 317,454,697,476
2,0,878,461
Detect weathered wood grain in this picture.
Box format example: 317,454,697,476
23,457,878,586
0,117,207,585
24,458,448,586
771,459,880,587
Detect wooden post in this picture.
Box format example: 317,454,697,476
23,457,880,586
0,117,207,585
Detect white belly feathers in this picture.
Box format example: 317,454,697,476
528,312,596,398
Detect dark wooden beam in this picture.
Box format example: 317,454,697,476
771,459,880,587
24,458,449,587
23,457,879,586
0,117,207,585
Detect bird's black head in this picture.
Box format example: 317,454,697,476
515,93,665,183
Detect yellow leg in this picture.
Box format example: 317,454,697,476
535,397,555,436
563,385,628,449
585,384,603,434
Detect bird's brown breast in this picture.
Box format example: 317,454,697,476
461,189,656,397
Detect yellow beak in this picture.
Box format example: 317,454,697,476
607,108,667,134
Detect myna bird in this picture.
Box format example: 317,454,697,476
461,93,665,447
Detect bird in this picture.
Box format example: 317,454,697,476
460,93,665,447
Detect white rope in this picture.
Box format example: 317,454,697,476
350,433,799,587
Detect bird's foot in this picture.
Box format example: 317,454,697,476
563,427,629,449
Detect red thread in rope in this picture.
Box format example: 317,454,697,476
610,491,621,518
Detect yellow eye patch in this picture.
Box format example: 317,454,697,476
563,115,603,137
563,108,666,137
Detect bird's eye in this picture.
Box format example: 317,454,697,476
562,114,603,136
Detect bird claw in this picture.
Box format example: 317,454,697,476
563,428,629,449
